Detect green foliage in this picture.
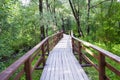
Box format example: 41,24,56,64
0,0,41,72
95,2,120,43
79,1,120,80
0,0,120,80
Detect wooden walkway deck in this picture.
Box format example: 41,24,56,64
1,32,120,80
40,34,89,80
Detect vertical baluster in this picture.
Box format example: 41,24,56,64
99,53,106,80
54,36,56,46
72,37,74,53
24,58,32,80
42,44,45,67
47,38,49,55
62,31,63,38
78,41,82,64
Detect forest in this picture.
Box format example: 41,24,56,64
0,0,120,80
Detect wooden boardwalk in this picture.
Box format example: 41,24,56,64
40,34,89,80
1,32,120,80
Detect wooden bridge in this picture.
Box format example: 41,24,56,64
0,32,120,80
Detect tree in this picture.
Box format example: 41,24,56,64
86,0,90,35
68,0,84,37
39,0,45,41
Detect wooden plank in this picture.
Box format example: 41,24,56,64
40,51,54,80
82,46,99,59
64,49,76,80
63,37,77,80
40,34,89,80
24,58,32,80
14,69,24,80
82,54,99,71
106,63,120,76
71,52,89,80
48,52,56,80
69,36,89,80
59,50,64,80
67,39,87,80
62,50,71,80
54,51,59,80
68,54,83,80
33,56,44,71
53,39,65,80
99,53,105,80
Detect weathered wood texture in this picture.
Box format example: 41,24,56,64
40,34,89,80
72,36,120,80
0,32,63,80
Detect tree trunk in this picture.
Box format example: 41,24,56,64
46,26,48,37
87,0,90,35
39,0,45,41
46,0,49,37
53,0,57,27
68,0,84,37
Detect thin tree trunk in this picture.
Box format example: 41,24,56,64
61,17,65,33
46,0,49,10
39,0,45,41
46,26,48,36
68,0,84,37
87,0,90,35
53,0,57,27
46,0,49,37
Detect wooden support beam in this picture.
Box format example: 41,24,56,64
24,58,32,80
47,39,49,55
99,53,106,80
72,38,75,53
78,41,82,64
81,64,93,67
42,44,45,67
35,66,44,70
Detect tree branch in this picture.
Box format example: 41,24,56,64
90,0,111,9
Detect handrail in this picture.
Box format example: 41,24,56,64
0,32,63,80
72,36,120,80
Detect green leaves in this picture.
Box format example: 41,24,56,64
0,0,41,72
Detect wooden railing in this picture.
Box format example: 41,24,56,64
0,32,63,80
72,36,120,80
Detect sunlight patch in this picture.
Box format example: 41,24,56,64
20,0,30,6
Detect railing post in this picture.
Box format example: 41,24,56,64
58,33,61,40
78,41,82,64
53,36,56,47
24,58,32,80
72,37,74,53
54,36,57,46
42,44,45,67
47,38,49,55
61,31,63,38
99,53,106,80
70,30,73,37
51,37,54,49
57,34,59,43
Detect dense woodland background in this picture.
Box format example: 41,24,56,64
0,0,120,79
